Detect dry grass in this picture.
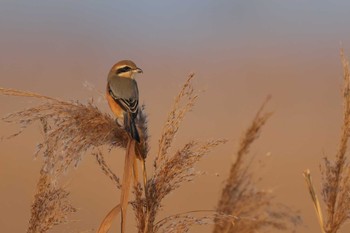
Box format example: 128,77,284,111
213,97,301,233
131,75,233,232
154,211,234,233
1,73,300,232
304,50,350,233
0,86,148,232
27,173,76,233
303,170,325,233
2,92,123,174
93,150,121,189
143,139,228,232
155,73,197,168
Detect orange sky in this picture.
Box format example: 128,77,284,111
1,1,350,232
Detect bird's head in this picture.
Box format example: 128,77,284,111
109,60,143,79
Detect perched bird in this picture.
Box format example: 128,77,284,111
106,60,143,142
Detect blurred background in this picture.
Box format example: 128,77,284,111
1,0,350,232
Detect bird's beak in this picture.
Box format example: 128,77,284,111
134,67,143,74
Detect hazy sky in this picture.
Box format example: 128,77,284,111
1,1,350,233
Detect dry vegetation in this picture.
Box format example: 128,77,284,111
213,97,300,233
304,50,350,233
1,73,301,232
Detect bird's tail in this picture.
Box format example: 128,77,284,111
124,113,140,143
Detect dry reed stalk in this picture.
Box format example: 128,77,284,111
0,87,58,101
97,204,121,233
303,170,326,233
313,50,350,233
213,96,300,233
155,73,197,168
120,139,137,233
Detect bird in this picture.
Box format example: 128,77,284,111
106,60,143,142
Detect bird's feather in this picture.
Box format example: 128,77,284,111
108,76,139,114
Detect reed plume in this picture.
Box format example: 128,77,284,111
213,97,301,233
305,50,350,233
131,74,237,233
27,172,76,233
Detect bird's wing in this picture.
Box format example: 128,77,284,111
114,97,139,114
108,77,139,114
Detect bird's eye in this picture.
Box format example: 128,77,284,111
117,66,131,74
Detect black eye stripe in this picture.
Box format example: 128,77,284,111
117,66,131,73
